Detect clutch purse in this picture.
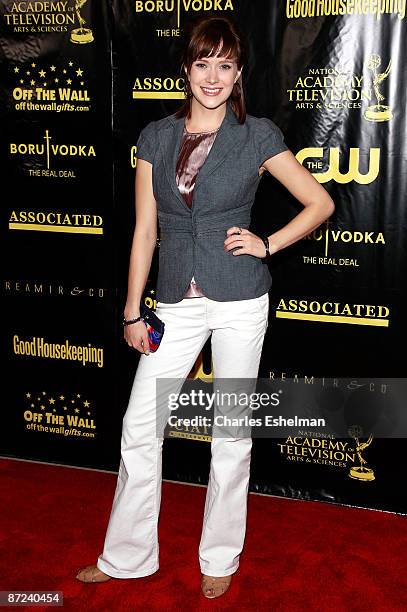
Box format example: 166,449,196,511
140,301,165,352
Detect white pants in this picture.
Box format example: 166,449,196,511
97,292,269,579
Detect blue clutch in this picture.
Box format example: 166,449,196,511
140,302,165,352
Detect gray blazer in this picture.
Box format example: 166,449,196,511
136,101,289,303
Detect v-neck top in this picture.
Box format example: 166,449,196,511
176,125,220,298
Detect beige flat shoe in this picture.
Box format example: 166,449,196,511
201,573,232,599
76,565,112,583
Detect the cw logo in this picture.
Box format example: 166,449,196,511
297,148,380,184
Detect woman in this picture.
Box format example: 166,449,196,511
76,14,334,598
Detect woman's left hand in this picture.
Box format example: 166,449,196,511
224,226,269,258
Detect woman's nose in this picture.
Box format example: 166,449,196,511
206,68,220,83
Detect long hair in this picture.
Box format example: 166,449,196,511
174,14,248,123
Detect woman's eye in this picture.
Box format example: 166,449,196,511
194,63,232,69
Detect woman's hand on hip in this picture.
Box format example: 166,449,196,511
224,226,268,258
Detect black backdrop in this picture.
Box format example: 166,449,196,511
1,1,406,513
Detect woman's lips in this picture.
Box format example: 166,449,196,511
201,87,223,96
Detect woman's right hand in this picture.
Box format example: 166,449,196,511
124,318,150,355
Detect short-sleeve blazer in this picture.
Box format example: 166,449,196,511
136,101,289,303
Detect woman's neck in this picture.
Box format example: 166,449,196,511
185,101,227,134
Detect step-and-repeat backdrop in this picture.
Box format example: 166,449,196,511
1,1,406,513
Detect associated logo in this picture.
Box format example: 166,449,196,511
9,210,103,235
132,76,185,100
276,297,390,327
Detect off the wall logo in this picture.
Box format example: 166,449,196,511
9,129,96,178
301,219,385,268
134,0,234,32
23,389,97,438
11,61,91,112
288,54,393,122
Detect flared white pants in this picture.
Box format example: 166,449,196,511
97,292,269,579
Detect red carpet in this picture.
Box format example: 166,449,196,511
1,457,406,611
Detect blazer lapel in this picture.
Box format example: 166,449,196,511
159,102,239,213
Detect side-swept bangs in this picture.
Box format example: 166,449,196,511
175,15,247,123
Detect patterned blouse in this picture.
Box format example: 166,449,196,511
175,124,220,298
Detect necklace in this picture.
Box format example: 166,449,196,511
183,124,220,135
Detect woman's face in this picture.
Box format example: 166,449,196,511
185,53,242,110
